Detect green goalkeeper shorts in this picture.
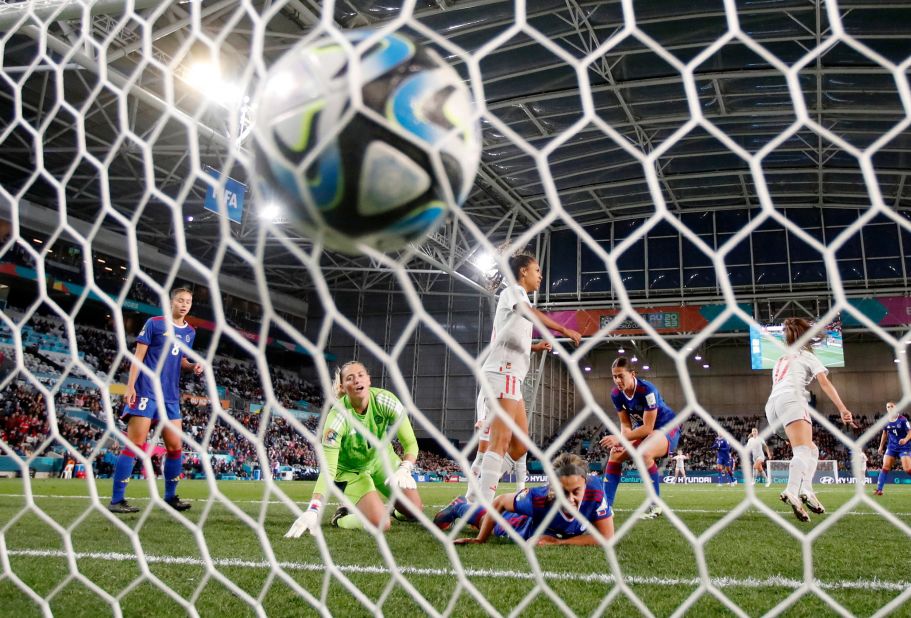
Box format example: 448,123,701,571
334,452,402,505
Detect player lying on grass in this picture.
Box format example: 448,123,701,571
285,361,422,537
435,453,614,546
599,357,681,520
875,401,911,495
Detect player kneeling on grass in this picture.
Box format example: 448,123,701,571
436,453,614,546
600,357,681,520
286,361,423,537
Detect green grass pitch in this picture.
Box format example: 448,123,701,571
1,479,908,616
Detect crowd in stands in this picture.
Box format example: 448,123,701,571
0,384,107,459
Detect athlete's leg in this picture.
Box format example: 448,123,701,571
111,416,151,506
901,455,911,475
161,417,186,503
478,397,525,503
639,431,670,499
877,455,895,493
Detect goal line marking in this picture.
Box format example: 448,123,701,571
5,549,909,592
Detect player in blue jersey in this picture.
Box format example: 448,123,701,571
598,357,681,520
874,402,911,495
108,288,204,514
436,453,614,546
712,435,736,486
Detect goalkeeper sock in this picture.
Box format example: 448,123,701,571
478,451,503,504
877,468,888,492
111,444,142,504
514,453,527,491
336,514,363,530
163,450,182,500
603,461,622,507
648,464,660,497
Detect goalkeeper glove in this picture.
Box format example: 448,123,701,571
284,499,322,538
385,461,416,490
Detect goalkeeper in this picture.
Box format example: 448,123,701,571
286,361,423,536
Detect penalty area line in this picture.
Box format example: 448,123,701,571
5,549,910,592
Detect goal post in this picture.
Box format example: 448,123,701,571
767,460,839,485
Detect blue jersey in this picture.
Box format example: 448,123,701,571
713,437,731,456
610,378,677,432
713,437,733,465
506,476,612,540
134,317,195,403
885,416,911,450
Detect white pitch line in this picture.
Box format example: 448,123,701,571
2,495,911,516
5,549,910,593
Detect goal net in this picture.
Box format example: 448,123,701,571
0,0,909,617
767,460,839,486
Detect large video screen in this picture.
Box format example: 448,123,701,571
749,317,844,370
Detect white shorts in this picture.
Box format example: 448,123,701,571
675,464,685,472
482,371,523,402
751,454,765,464
765,395,811,432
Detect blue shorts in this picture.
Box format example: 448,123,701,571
665,427,681,454
884,446,911,459
493,512,533,540
121,397,181,422
717,455,733,467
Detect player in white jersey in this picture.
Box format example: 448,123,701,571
745,427,772,487
474,252,581,505
671,451,688,481
764,318,856,522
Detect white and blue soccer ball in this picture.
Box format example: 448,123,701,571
252,29,480,254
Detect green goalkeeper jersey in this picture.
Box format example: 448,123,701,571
313,387,418,495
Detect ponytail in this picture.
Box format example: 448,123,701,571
486,249,537,291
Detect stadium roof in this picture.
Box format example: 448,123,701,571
1,0,910,305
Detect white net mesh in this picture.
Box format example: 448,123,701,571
1,0,911,616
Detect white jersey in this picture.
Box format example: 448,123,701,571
768,349,827,401
480,284,533,380
745,436,766,459
672,454,687,469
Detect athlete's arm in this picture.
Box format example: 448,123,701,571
816,372,856,427
526,306,582,346
878,431,887,455
181,357,204,375
396,420,419,465
900,426,911,446
124,342,149,407
537,516,614,546
600,411,632,448
623,408,657,441
531,341,553,353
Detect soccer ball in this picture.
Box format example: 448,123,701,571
251,29,481,254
